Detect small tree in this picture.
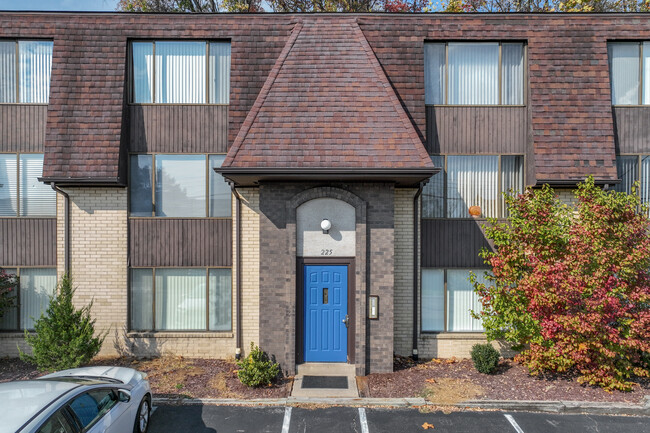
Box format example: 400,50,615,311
473,178,650,391
20,275,106,371
0,268,18,319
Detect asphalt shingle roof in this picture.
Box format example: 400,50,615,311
222,17,433,171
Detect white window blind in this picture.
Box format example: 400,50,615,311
447,155,499,218
501,43,524,105
130,268,154,331
19,154,56,217
155,269,206,331
644,42,650,105
421,269,444,332
155,42,206,104
424,43,445,105
448,43,499,105
20,268,56,330
19,41,52,104
608,43,640,105
209,268,232,331
446,269,485,332
0,155,17,216
209,42,230,104
0,41,16,103
422,155,445,218
614,155,638,195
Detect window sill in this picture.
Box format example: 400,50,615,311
128,103,229,107
0,331,33,337
420,332,486,339
426,104,526,108
127,331,233,339
0,103,48,106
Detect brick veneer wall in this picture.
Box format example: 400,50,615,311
258,183,394,375
393,189,416,356
239,188,261,352
57,187,128,357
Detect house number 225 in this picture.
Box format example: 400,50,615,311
320,249,333,256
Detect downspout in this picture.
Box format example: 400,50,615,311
51,183,70,276
230,182,243,360
412,182,424,362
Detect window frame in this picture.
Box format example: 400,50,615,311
0,266,57,332
420,267,487,334
0,152,57,218
608,41,646,107
421,153,526,220
424,41,528,107
128,266,233,333
128,39,230,105
0,39,53,105
127,152,231,219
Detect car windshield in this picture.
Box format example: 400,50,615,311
0,381,79,433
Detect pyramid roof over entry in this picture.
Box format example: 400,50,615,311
220,17,436,186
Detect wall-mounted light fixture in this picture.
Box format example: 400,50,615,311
321,218,332,234
369,295,379,319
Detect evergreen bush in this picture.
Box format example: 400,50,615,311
471,343,501,374
0,268,17,319
20,274,106,371
237,342,279,387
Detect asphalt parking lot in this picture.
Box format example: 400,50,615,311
148,405,650,433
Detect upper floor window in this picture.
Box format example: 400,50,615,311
0,40,53,104
608,42,649,106
131,41,231,104
423,154,524,219
0,153,56,217
424,42,525,106
129,153,231,217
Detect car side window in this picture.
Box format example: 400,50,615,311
36,409,75,433
68,389,117,430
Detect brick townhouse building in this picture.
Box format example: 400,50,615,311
0,11,648,375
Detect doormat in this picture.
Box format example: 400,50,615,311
301,375,348,389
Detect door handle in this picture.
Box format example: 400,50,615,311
342,315,349,328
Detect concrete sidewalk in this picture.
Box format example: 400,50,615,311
152,395,650,417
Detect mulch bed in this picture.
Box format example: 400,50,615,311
366,356,650,404
0,356,291,400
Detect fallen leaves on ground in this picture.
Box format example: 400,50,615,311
421,422,435,429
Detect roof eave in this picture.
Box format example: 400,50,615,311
39,177,125,187
534,178,621,188
216,167,439,187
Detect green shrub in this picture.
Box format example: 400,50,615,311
237,342,279,387
471,343,500,374
20,274,106,371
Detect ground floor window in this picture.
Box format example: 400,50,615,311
0,267,57,331
130,267,232,332
421,268,488,332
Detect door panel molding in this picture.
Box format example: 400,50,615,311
296,257,355,364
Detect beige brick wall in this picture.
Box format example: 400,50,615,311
393,189,415,356
238,188,260,354
556,189,578,207
418,333,512,358
57,187,128,357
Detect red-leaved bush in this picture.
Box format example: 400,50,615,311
473,177,650,391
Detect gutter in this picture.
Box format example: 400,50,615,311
412,182,425,362
50,183,70,276
230,182,243,360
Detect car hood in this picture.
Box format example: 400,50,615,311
41,366,145,387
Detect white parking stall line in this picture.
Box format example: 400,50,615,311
281,406,292,433
358,408,370,433
504,414,525,433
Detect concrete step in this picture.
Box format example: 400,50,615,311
292,363,359,398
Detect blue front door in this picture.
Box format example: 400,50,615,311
303,265,348,362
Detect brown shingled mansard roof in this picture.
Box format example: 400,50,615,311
219,17,437,187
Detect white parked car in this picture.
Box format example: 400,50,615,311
0,366,152,433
